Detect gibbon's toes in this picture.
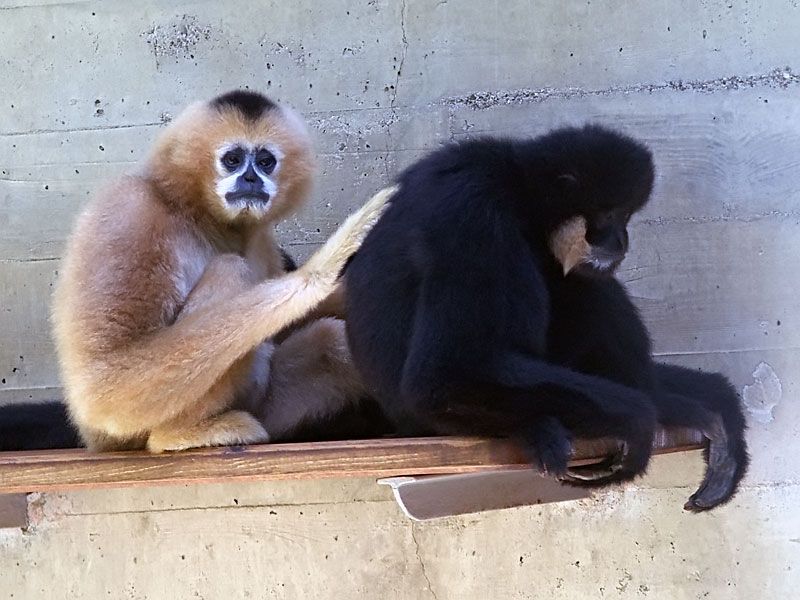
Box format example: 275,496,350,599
534,439,572,478
521,417,573,478
559,442,628,486
146,411,270,453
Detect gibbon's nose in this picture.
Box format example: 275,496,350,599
589,225,627,257
606,229,626,255
242,164,259,184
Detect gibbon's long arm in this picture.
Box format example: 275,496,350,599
396,270,657,482
89,187,393,433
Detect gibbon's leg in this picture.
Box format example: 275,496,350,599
397,279,657,484
652,363,749,511
79,427,149,452
86,187,392,440
147,410,268,452
401,366,657,484
145,344,269,452
259,317,368,441
146,254,268,452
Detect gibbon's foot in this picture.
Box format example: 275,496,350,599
146,410,269,453
522,417,573,478
684,459,739,512
684,418,744,511
559,442,628,486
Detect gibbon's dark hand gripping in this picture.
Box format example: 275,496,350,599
344,125,748,511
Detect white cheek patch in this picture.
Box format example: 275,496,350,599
256,170,278,197
587,253,619,271
215,170,243,199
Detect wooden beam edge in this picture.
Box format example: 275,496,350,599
0,429,705,494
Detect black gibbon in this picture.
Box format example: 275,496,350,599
344,125,748,511
0,91,391,452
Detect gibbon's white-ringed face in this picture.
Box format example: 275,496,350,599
214,141,284,220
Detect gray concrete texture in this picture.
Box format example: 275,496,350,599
0,0,798,597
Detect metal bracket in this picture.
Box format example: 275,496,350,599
378,470,591,521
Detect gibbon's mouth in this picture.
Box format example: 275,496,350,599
226,191,271,205
575,252,623,277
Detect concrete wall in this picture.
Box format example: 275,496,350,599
1,0,798,597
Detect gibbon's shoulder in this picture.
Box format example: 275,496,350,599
71,176,173,243
397,137,519,184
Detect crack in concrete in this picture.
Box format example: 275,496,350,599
636,209,800,226
442,67,800,109
410,522,440,600
1,121,164,138
0,257,60,264
390,0,409,109
381,0,409,181
37,498,393,519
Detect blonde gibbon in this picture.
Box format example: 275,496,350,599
35,90,391,453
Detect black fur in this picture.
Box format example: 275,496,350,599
285,399,394,442
279,247,298,272
344,125,748,510
0,402,82,450
211,90,277,121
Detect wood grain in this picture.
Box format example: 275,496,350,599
0,429,704,494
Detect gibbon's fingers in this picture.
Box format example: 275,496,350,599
147,410,269,453
302,185,396,280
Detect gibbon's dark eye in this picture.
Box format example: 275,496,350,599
256,149,277,174
221,149,244,172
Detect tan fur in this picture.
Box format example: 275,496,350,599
52,94,393,452
260,318,368,441
549,215,591,275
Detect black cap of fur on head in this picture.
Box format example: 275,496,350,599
211,90,278,121
536,124,654,202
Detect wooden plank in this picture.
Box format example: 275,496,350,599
0,429,704,494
